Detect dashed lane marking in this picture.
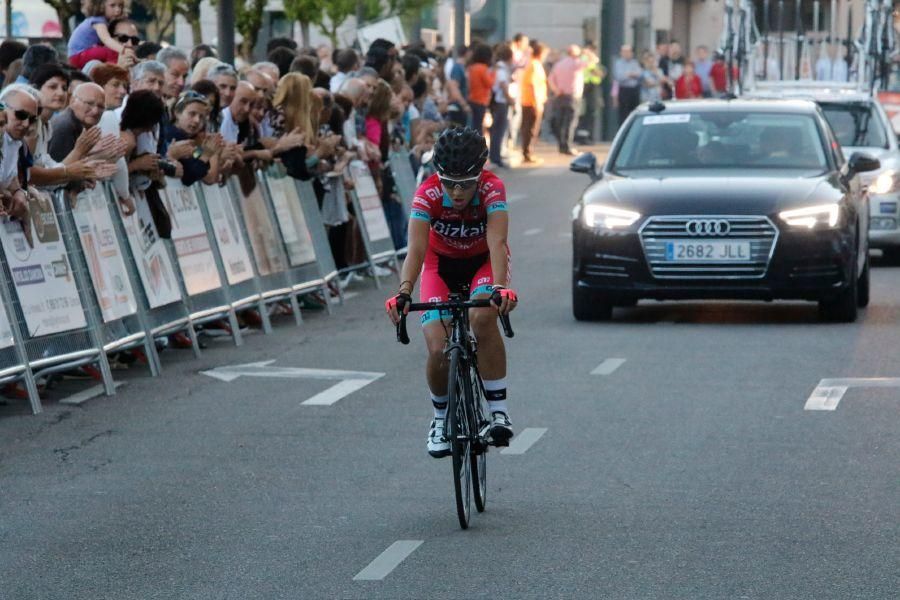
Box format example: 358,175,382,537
591,358,626,376
353,540,423,581
804,378,900,411
523,228,543,236
501,428,547,455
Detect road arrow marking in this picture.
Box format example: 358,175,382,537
354,540,423,581
200,361,385,405
805,378,900,411
591,358,626,376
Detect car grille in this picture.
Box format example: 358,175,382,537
639,216,779,279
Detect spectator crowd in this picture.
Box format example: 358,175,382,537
612,40,742,124
0,1,614,293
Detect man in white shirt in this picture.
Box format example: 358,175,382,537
0,85,38,242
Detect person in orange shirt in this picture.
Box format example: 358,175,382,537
520,41,548,164
466,43,495,135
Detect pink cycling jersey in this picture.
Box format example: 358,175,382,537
410,170,508,258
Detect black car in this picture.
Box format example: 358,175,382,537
571,99,880,322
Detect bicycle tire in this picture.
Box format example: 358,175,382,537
470,365,488,513
447,348,472,529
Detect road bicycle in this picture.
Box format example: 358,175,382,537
396,288,514,529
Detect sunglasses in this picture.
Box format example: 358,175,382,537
115,34,141,45
10,108,37,124
174,90,211,112
438,174,480,191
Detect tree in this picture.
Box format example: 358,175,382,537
173,0,204,46
45,0,78,39
235,0,268,59
282,0,325,48
135,0,180,41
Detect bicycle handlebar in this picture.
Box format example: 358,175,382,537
396,298,514,345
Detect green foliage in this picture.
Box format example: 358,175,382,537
235,0,268,58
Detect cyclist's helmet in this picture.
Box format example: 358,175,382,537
432,126,488,177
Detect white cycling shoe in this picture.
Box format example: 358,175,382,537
427,418,451,458
490,412,513,446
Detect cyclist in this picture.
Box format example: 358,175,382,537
386,127,519,458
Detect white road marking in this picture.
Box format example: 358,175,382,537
60,382,126,405
302,379,378,406
201,361,385,406
501,427,547,455
804,377,900,411
591,358,626,376
201,360,383,383
522,228,543,236
353,540,423,581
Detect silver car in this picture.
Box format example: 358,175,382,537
746,83,900,258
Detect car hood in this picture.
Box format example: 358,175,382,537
585,173,843,216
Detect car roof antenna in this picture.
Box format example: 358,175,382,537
648,100,666,113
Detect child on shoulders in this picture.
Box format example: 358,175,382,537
68,0,127,69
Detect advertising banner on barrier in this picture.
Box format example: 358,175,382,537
163,178,222,296
349,160,391,242
236,178,288,276
0,304,14,349
202,184,254,285
0,204,86,337
120,192,181,309
265,172,316,266
73,187,138,322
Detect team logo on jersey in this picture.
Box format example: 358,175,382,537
432,219,486,239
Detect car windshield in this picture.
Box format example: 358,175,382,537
819,102,889,149
610,111,829,174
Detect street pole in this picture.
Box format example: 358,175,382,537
454,0,467,50
218,0,235,65
5,0,12,39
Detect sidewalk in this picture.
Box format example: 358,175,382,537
505,139,611,170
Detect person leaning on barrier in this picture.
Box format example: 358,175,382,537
46,82,123,196
120,89,177,184
188,79,222,132
157,46,189,102
26,66,112,192
270,72,340,181
164,91,226,186
0,84,38,245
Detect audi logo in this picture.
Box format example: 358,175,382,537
685,219,731,236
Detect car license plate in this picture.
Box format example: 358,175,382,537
665,240,752,262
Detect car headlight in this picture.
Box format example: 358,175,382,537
869,170,898,195
778,204,840,229
582,204,641,229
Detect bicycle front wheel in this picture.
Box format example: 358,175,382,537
470,365,488,513
447,348,472,529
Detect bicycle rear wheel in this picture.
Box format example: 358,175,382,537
470,366,488,513
447,348,472,529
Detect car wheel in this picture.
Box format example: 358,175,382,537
857,254,870,308
572,281,613,321
818,257,859,323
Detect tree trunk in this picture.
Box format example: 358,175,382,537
190,17,203,47
300,21,311,47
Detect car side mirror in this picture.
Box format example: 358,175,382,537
847,151,880,174
570,152,602,181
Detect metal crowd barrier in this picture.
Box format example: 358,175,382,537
0,191,115,413
0,158,406,415
228,173,302,325
162,178,243,346
260,165,339,313
346,159,400,289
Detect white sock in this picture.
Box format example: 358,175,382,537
431,392,449,419
483,378,508,415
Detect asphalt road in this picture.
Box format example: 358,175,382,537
1,149,898,599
